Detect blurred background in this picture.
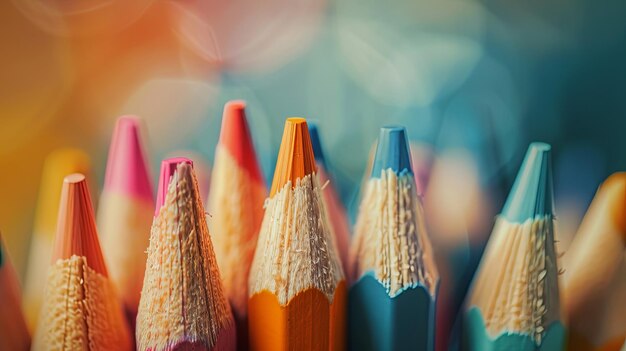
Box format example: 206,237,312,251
1,0,625,311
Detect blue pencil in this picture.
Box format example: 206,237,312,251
462,142,566,351
349,126,439,351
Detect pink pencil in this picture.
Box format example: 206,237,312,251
137,158,236,351
98,115,154,328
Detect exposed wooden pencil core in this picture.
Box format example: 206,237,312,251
351,169,438,296
53,173,107,276
318,166,351,277
269,118,317,197
564,173,626,349
468,217,562,344
137,162,235,351
98,192,153,319
33,255,132,350
209,144,266,318
250,175,344,304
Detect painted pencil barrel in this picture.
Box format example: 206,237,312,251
349,274,435,351
462,308,566,351
249,284,346,351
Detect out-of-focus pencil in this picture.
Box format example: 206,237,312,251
23,148,91,331
349,126,439,351
136,158,236,351
563,173,626,351
248,118,346,351
33,174,132,350
208,101,266,349
98,116,154,326
308,121,351,276
463,143,565,351
0,232,30,350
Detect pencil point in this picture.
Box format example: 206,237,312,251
502,142,554,222
138,155,235,350
270,118,317,196
308,121,328,170
35,148,91,237
219,100,264,183
52,173,107,276
155,157,193,215
104,115,153,202
371,126,413,178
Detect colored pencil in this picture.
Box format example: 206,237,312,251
348,126,439,351
136,158,236,351
563,173,626,351
165,150,212,200
32,174,132,350
208,100,267,349
0,232,30,351
463,142,565,351
98,115,154,326
308,121,351,276
23,148,91,331
248,118,346,351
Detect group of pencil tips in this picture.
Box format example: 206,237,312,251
0,100,624,351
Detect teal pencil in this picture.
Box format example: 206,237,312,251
463,142,566,351
349,126,439,351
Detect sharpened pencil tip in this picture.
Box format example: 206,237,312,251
219,100,263,183
104,115,153,202
36,148,91,237
371,126,413,178
502,142,554,222
155,157,194,215
269,118,317,197
53,173,107,275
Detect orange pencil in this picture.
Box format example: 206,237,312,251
0,232,30,350
98,116,154,326
23,148,91,331
563,173,626,351
208,101,267,349
32,174,132,350
248,118,346,351
136,158,236,351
